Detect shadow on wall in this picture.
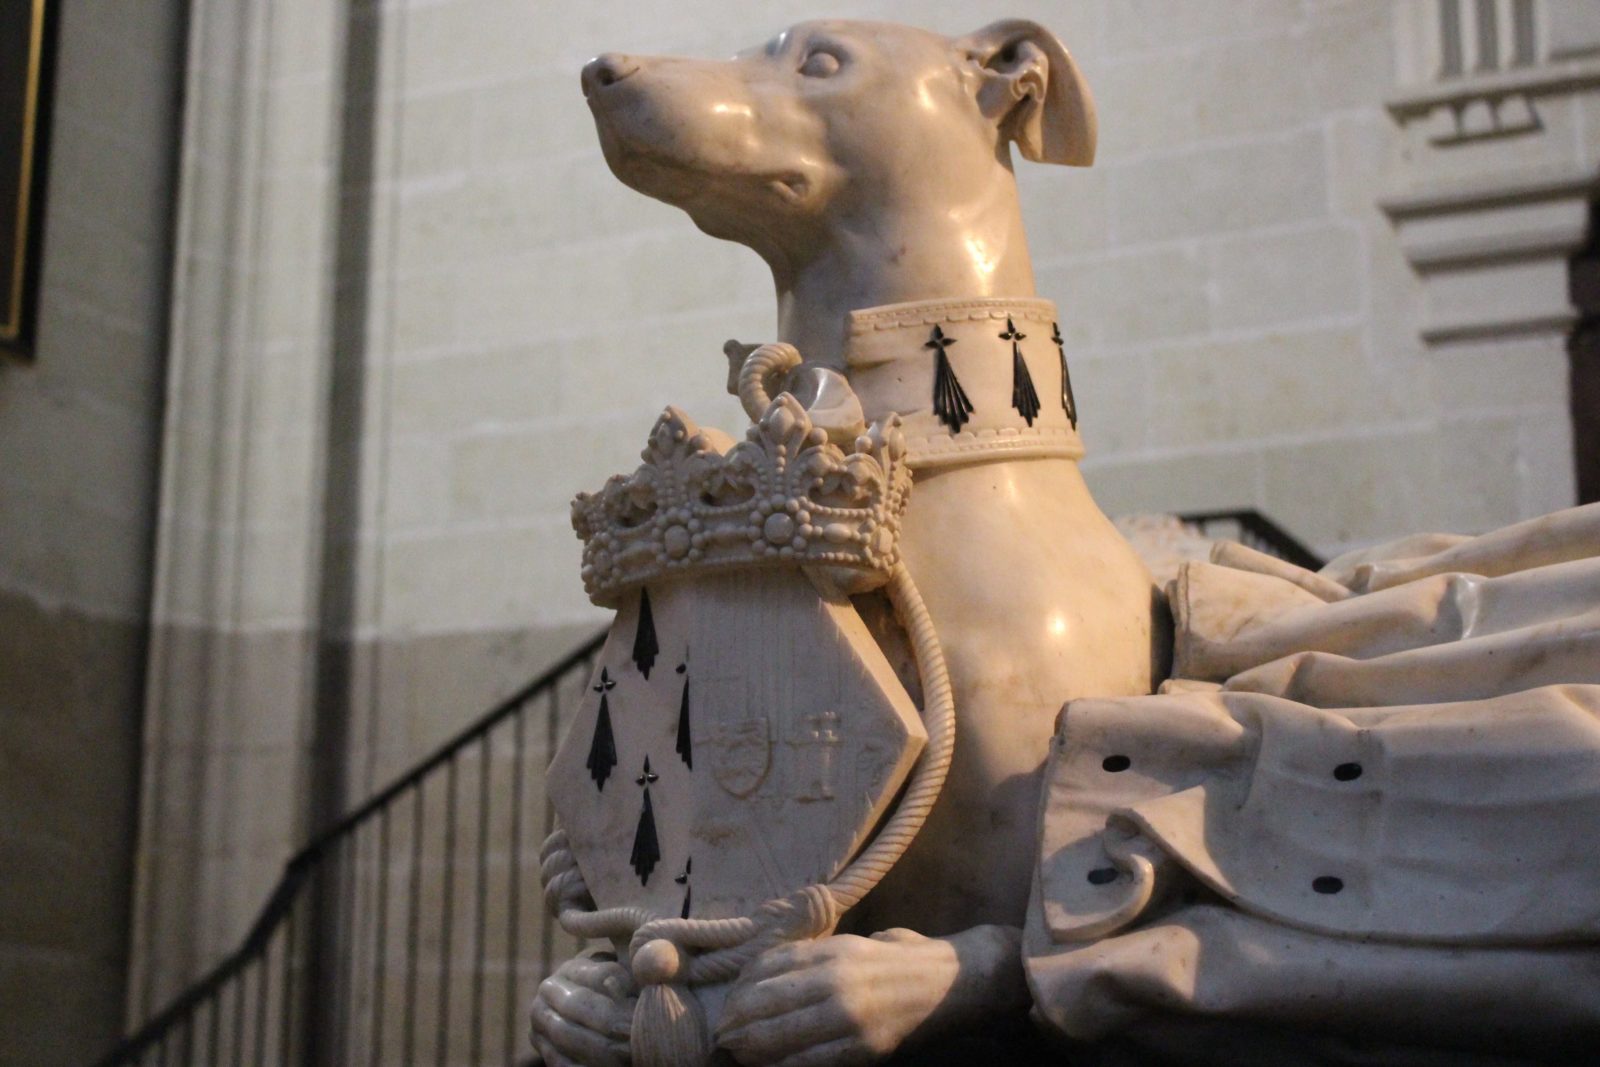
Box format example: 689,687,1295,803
1569,197,1600,505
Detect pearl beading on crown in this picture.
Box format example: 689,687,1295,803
571,394,911,606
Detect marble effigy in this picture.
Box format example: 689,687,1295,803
531,17,1600,1067
1028,505,1600,1065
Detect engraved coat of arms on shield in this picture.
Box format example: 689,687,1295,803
548,396,926,923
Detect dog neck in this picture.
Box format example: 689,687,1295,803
840,294,1080,470
768,165,1037,373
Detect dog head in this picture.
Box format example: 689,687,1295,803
581,19,1095,264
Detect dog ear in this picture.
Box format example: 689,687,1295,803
958,19,1097,167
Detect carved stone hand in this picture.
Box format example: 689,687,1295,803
529,954,636,1067
715,925,1028,1066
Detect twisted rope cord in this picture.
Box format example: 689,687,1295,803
543,562,952,966
540,397,954,1065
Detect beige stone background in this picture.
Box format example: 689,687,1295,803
2,1,1597,1064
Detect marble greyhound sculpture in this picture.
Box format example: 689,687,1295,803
533,19,1160,1066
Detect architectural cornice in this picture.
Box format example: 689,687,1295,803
1382,3,1600,349
1384,55,1600,118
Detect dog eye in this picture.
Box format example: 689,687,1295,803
798,50,841,78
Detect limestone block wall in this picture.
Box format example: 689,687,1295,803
0,4,185,1065
340,0,1580,793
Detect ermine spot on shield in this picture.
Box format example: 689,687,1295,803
632,587,660,678
586,668,619,791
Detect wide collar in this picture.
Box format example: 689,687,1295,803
842,296,1083,470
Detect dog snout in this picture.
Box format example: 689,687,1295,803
582,53,640,97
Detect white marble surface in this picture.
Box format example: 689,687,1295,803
538,12,1599,1067
579,19,1158,947
1027,502,1600,1065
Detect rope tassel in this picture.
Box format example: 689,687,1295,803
630,941,710,1067
546,561,959,1067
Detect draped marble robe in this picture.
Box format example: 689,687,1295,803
1025,502,1600,1065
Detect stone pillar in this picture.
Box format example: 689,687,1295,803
126,0,352,1020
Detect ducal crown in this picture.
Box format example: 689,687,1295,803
571,395,910,606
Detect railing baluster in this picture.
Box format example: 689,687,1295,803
469,732,492,1066
338,827,359,1064
280,898,297,1067
207,984,222,1067
232,960,247,1067
402,782,425,1067
437,755,459,1067
370,805,391,1067
89,631,624,1067
540,680,562,977
254,946,270,1067
505,700,527,1067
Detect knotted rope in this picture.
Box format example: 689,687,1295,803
540,559,955,1067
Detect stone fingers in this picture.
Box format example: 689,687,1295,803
770,1036,883,1067
720,967,838,1030
733,941,816,985
532,976,633,1064
717,1000,859,1065
564,956,637,1002
529,998,630,1067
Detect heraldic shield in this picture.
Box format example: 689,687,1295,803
550,386,928,924
546,572,926,921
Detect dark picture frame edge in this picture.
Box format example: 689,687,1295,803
1,0,59,361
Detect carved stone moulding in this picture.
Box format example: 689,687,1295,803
1383,3,1600,348
1381,167,1600,345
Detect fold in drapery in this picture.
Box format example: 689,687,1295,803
1025,503,1600,1063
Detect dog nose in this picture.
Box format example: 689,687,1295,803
582,53,639,96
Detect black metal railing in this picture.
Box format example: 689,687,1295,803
1179,508,1324,571
92,509,1318,1067
94,633,606,1067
